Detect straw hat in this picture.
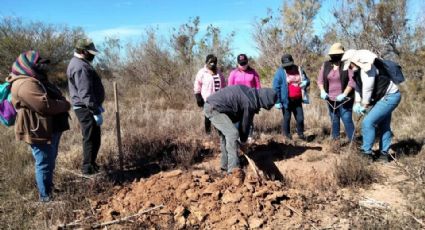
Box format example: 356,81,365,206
328,43,345,55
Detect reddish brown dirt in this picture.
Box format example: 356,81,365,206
87,136,409,229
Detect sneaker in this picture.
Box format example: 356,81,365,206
39,196,52,203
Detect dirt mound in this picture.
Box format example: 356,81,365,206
93,168,308,229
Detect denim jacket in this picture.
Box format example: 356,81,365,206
272,66,310,108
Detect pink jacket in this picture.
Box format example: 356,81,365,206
193,67,226,101
227,67,261,89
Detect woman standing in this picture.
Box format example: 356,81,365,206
7,51,70,202
193,54,226,134
317,43,356,142
272,54,310,140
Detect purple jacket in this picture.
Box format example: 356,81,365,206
228,67,261,89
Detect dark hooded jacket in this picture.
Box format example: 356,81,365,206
206,85,276,142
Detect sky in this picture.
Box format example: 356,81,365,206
0,0,422,57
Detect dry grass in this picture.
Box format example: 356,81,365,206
0,76,424,228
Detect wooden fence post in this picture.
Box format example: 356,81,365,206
114,82,123,171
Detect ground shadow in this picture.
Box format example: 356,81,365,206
242,141,322,181
391,138,424,156
104,137,215,184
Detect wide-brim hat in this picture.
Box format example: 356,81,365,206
281,54,294,67
328,43,345,55
342,49,377,71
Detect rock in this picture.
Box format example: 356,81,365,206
174,206,186,217
253,188,269,198
202,184,218,195
249,217,265,229
192,209,207,222
222,191,243,204
192,170,206,177
200,175,210,183
212,191,221,201
163,169,183,178
238,201,253,217
226,216,239,225
265,191,287,203
185,189,199,201
175,216,186,229
283,208,293,217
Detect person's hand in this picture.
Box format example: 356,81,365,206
239,141,249,155
299,80,308,88
320,90,328,100
353,103,366,115
336,93,347,102
274,103,282,109
93,114,103,126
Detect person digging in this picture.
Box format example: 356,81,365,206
204,85,277,185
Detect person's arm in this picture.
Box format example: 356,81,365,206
253,70,261,89
272,69,283,104
360,68,376,107
18,80,70,116
193,69,203,94
302,69,310,87
74,68,100,114
228,70,235,86
317,65,325,91
239,108,254,143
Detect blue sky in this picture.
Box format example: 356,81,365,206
1,0,422,56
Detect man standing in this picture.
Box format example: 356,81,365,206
67,38,105,175
204,85,277,183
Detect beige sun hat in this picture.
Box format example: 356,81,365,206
328,43,345,55
342,49,378,71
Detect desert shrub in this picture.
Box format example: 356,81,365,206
334,153,378,187
0,17,85,85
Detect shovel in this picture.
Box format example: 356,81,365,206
239,143,265,183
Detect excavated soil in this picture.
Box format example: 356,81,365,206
85,136,409,229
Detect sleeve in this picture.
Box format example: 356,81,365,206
355,91,361,103
228,70,235,86
239,107,254,142
74,68,99,114
193,69,203,94
347,69,356,88
302,69,310,87
18,80,70,116
317,65,325,86
254,70,261,89
360,68,376,105
272,70,282,104
220,73,226,88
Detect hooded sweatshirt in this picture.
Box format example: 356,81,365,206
206,85,276,141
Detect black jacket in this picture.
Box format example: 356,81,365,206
206,85,276,142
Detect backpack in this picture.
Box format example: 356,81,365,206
0,82,17,126
373,58,405,84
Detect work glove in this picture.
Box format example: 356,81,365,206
195,93,204,107
353,103,367,115
336,93,347,102
274,103,282,109
320,90,328,100
299,80,308,88
93,114,103,126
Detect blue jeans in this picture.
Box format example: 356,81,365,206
327,101,355,140
282,98,304,137
361,92,401,154
204,103,240,173
30,132,62,199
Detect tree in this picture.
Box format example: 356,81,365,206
0,17,84,83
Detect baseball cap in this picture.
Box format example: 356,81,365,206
237,54,248,65
75,38,99,55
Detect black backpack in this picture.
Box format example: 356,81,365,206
373,58,405,84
